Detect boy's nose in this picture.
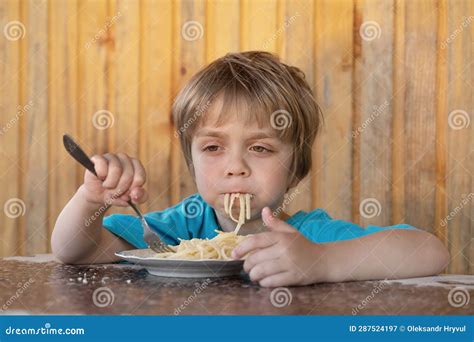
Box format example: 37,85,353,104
226,170,248,176
225,158,250,177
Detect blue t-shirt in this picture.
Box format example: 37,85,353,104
103,193,418,249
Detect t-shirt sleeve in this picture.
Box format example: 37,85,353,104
102,211,192,249
297,210,419,243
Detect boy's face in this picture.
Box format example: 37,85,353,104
191,97,295,221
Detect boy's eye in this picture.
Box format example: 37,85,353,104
203,145,220,152
250,145,271,153
202,145,272,153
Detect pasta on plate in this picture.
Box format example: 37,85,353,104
154,193,253,261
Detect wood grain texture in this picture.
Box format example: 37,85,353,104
313,0,354,221
444,0,473,274
403,0,438,232
354,0,394,227
0,0,471,275
21,0,49,254
48,0,79,244
0,0,21,256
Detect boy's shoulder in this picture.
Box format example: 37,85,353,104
288,207,417,243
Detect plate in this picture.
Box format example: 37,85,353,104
115,249,245,278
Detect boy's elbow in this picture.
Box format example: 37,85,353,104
51,235,85,265
51,243,78,264
427,233,450,274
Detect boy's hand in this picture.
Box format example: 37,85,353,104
79,153,148,207
232,207,328,287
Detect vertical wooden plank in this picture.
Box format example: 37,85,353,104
20,0,49,254
78,1,128,217
77,0,110,167
353,0,394,227
0,0,21,257
392,0,406,225
140,0,173,212
280,0,314,214
48,0,79,248
434,0,448,246
313,0,354,221
171,0,205,204
206,0,240,62
104,0,140,216
109,0,139,156
403,0,438,232
445,0,473,274
240,0,277,52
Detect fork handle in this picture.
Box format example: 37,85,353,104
63,134,98,177
127,200,143,218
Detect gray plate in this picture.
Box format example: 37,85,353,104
115,249,244,278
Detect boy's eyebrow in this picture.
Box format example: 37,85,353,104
195,129,279,140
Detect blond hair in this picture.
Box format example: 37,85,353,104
172,51,322,189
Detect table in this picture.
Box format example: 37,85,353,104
0,255,472,315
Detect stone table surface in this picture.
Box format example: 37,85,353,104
0,254,472,315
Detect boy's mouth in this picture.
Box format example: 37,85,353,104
222,193,254,233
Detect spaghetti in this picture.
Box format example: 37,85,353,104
153,230,247,260
154,192,253,260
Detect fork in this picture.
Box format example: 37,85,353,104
62,134,174,253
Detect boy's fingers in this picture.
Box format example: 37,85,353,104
90,155,108,180
102,154,123,189
114,153,134,194
259,271,293,288
130,158,147,188
243,245,281,273
108,198,130,207
248,259,285,282
130,187,147,204
232,232,278,259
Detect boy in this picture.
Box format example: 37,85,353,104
52,51,449,287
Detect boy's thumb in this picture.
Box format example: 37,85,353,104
262,207,294,233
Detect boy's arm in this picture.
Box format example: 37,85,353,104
322,228,450,282
233,207,450,287
51,185,134,264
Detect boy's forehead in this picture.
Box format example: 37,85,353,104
196,96,276,136
194,126,278,139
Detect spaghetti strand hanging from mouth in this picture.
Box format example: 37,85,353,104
224,193,251,234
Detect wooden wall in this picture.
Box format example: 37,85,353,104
0,0,472,274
